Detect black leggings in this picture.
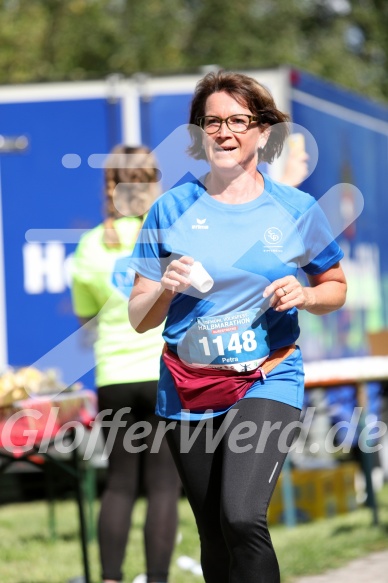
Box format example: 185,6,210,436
167,398,300,583
98,382,181,583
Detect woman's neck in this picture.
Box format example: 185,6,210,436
205,168,265,204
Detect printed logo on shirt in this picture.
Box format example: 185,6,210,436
192,218,209,230
111,256,135,297
263,227,283,253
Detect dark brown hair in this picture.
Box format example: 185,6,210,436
188,71,290,163
103,145,160,248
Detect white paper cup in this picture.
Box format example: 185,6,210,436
189,261,214,293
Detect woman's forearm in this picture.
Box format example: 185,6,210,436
128,284,173,333
303,280,347,315
129,257,194,333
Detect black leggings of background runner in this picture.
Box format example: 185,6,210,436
98,381,181,583
167,398,300,583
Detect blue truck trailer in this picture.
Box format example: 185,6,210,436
0,67,387,389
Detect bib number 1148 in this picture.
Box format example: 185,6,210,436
198,331,257,356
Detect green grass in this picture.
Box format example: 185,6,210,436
0,485,387,582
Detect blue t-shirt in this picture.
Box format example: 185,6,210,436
131,173,344,419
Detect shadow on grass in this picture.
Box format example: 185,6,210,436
332,523,388,535
16,578,86,583
19,531,80,543
16,581,85,583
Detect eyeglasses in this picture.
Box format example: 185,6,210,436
197,114,259,134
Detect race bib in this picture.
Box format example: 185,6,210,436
180,309,269,372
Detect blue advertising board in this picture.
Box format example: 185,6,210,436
290,70,388,361
0,92,123,389
289,70,388,423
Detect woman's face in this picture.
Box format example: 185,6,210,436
202,91,269,174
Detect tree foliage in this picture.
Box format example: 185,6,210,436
0,0,387,104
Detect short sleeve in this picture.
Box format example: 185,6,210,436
130,205,165,282
298,199,344,275
71,279,99,317
71,240,100,317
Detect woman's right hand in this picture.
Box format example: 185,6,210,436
161,256,194,293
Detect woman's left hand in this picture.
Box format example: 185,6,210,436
263,276,310,312
263,263,347,315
